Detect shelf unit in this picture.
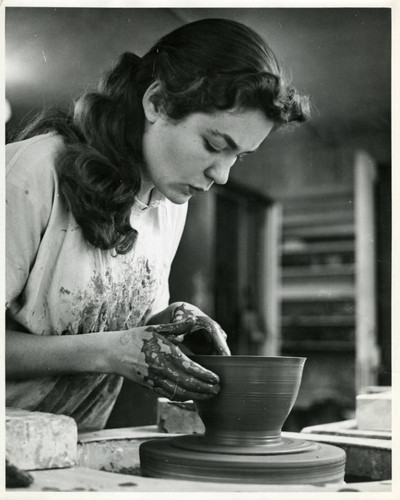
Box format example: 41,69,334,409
278,152,380,405
279,191,357,353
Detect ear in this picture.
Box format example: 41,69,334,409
142,81,163,124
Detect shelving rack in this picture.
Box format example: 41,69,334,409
278,151,380,409
280,191,357,353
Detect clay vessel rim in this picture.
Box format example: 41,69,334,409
191,355,306,362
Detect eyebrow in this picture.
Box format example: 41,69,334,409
208,129,259,155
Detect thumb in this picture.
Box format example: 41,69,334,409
149,317,196,337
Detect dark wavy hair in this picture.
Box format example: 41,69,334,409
16,18,310,254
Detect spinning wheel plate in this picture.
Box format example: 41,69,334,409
171,435,319,455
140,436,346,484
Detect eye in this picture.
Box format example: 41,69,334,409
203,139,221,153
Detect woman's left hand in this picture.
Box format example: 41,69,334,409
148,302,231,356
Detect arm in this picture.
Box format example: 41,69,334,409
6,329,110,380
6,319,220,402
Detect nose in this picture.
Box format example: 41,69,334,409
205,156,236,185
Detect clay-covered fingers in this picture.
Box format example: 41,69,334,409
195,316,231,355
150,374,219,402
148,347,220,401
150,357,219,394
148,317,196,338
140,331,220,401
169,344,220,384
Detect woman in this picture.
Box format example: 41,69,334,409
6,18,310,431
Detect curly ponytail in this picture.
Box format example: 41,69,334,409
16,53,146,255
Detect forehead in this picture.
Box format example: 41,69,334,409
188,109,274,151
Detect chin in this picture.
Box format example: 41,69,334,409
163,188,193,205
167,194,192,205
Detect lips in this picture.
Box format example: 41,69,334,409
191,184,213,192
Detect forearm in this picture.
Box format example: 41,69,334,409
6,322,221,402
6,330,115,380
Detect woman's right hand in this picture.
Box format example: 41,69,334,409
111,319,220,401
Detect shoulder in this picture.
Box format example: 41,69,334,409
6,133,64,197
6,134,66,214
6,133,64,181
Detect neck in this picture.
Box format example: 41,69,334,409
137,179,155,205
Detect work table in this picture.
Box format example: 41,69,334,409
6,420,392,493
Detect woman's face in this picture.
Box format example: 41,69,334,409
141,106,274,204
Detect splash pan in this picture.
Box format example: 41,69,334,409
140,356,346,484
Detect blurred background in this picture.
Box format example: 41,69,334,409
5,7,391,431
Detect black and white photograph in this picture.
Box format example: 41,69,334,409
3,3,395,496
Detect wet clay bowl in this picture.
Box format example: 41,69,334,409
192,355,306,449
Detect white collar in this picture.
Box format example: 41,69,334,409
132,189,166,213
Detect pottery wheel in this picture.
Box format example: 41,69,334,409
171,434,318,455
140,436,346,484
